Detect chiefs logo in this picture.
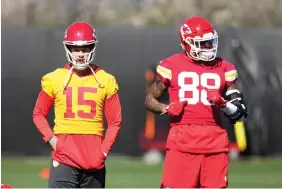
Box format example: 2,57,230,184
181,24,192,34
180,24,192,41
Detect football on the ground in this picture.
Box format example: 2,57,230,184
143,149,163,165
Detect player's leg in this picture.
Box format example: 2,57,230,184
200,152,229,188
160,149,204,188
48,159,81,188
79,167,106,188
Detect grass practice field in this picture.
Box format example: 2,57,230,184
2,156,282,188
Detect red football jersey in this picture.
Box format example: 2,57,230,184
157,52,238,153
157,52,237,126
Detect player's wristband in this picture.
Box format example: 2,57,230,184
221,101,238,115
48,136,57,146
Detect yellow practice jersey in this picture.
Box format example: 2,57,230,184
41,64,119,135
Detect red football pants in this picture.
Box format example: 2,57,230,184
161,150,228,188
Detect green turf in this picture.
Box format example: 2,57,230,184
2,156,282,188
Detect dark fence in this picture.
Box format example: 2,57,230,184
2,25,282,156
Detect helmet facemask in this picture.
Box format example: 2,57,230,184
63,41,97,70
184,33,218,61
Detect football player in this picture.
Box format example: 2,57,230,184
32,21,122,188
145,16,248,188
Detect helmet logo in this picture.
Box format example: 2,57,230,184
181,24,192,34
196,24,201,31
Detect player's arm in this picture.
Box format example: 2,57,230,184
222,63,248,122
145,76,168,114
206,84,248,123
101,92,122,157
206,62,248,123
145,61,187,116
221,83,248,123
32,74,56,148
100,76,122,157
32,90,55,144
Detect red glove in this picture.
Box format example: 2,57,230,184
162,101,187,116
90,148,107,170
205,88,227,108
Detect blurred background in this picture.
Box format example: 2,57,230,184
2,0,282,187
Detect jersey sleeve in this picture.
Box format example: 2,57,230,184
41,72,55,98
225,62,238,87
106,75,119,99
156,60,172,85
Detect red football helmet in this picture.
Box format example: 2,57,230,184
63,21,97,70
179,16,218,61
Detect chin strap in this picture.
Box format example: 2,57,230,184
63,65,104,90
88,65,104,88
63,66,74,90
